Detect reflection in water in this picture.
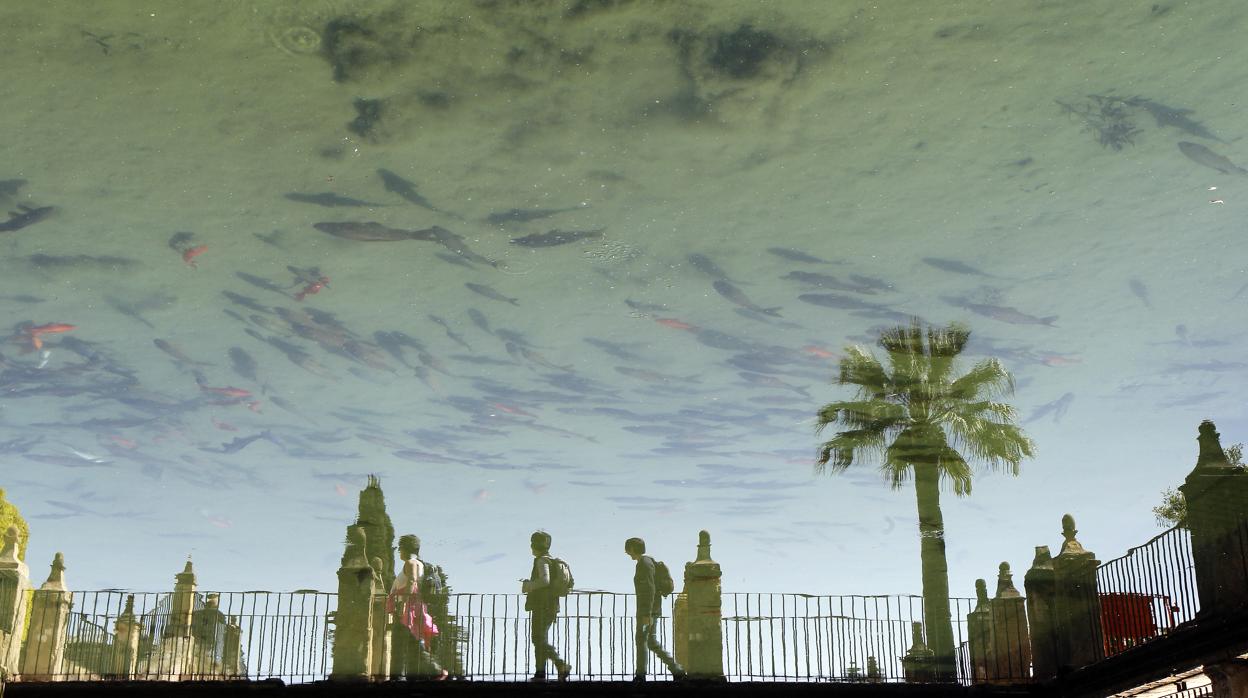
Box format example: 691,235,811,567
0,1,1244,596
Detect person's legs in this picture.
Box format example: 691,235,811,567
531,608,553,678
634,620,650,680
644,620,684,676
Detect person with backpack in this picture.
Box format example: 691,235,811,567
625,537,686,682
520,530,572,682
386,534,448,681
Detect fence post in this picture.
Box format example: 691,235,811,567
331,525,374,681
367,556,390,680
901,620,935,682
1179,420,1248,617
110,595,141,679
680,530,724,680
989,562,1031,683
0,527,31,681
19,553,72,681
1024,545,1058,681
967,579,992,682
1052,514,1102,674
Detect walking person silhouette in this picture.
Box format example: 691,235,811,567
626,537,685,682
521,531,572,682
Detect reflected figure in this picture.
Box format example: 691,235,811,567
521,531,571,682
814,319,1036,680
386,534,447,681
625,537,685,682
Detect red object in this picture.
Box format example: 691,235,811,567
655,317,694,331
182,245,208,267
21,323,76,350
1100,593,1159,655
199,385,252,399
385,586,438,644
294,276,330,301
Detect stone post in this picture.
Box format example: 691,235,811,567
0,526,31,680
331,526,374,681
680,530,723,679
221,616,242,679
165,558,197,640
20,553,73,681
901,621,935,682
966,579,992,682
672,592,689,670
988,562,1031,683
867,655,881,682
1052,514,1102,673
1179,420,1248,617
1024,545,1058,681
110,595,141,679
367,556,390,680
191,592,226,677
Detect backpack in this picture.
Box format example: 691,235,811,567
418,562,446,599
546,556,574,596
653,559,675,597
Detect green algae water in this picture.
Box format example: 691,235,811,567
0,0,1245,600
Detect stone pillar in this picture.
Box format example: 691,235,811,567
901,621,935,682
367,557,390,680
110,595,142,679
1052,514,1102,673
867,655,882,682
1024,545,1058,681
681,530,723,679
988,562,1031,683
221,616,242,678
191,592,226,677
331,526,374,681
966,579,992,682
1180,421,1248,617
20,553,73,681
0,526,31,680
1206,658,1248,698
672,592,689,670
165,558,197,640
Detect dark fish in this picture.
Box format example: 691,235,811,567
584,338,644,361
1126,97,1223,142
434,251,476,268
253,230,286,248
154,339,210,367
372,331,419,370
201,431,275,454
922,257,995,277
486,205,583,225
428,315,472,350
624,299,669,313
783,271,877,294
221,291,270,314
687,253,736,282
738,371,809,396
1026,392,1074,424
797,293,885,311
0,294,44,303
466,283,519,306
615,366,699,384
0,205,54,233
26,254,138,269
1178,142,1247,175
229,347,259,382
392,449,468,465
848,274,895,293
944,297,1057,326
510,228,606,247
106,296,156,328
713,280,780,316
376,168,456,217
467,309,493,335
312,221,442,242
284,192,386,208
427,227,499,267
1128,278,1151,309
767,247,830,264
168,231,195,251
236,272,289,294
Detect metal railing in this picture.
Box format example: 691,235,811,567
1095,524,1197,658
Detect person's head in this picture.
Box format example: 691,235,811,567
398,534,421,558
624,537,645,559
530,530,552,556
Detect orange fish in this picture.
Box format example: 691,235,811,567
182,245,208,268
802,345,838,359
294,276,330,302
21,322,76,350
656,317,695,331
200,385,253,399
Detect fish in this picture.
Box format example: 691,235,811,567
0,179,27,197
783,271,878,294
625,299,669,313
284,192,386,208
19,322,76,350
428,315,472,350
434,251,476,268
25,254,138,269
767,247,831,264
713,280,781,316
467,308,493,335
236,272,289,294
584,338,644,361
506,342,573,372
945,297,1058,326
427,227,499,267
1128,278,1151,309
848,274,895,293
228,347,259,382
1026,392,1074,424
510,228,606,247
105,296,156,329
922,257,996,277
687,253,737,282
738,371,809,396
200,431,275,454
168,231,196,251
221,291,270,313
466,282,519,306
486,205,584,225
312,221,443,242
615,366,699,384
1177,142,1247,175
797,293,886,312
0,205,54,233
376,168,456,216
0,294,44,303
294,275,330,301
1125,97,1223,142
182,245,208,268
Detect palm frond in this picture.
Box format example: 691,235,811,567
815,429,889,474
815,400,908,434
837,346,890,398
925,322,970,387
948,358,1015,401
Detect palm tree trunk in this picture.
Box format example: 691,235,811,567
914,463,956,680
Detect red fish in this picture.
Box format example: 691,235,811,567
200,385,253,399
21,322,76,350
182,245,208,268
801,345,838,359
656,318,695,331
294,276,330,301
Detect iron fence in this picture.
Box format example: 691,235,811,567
1095,524,1197,658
